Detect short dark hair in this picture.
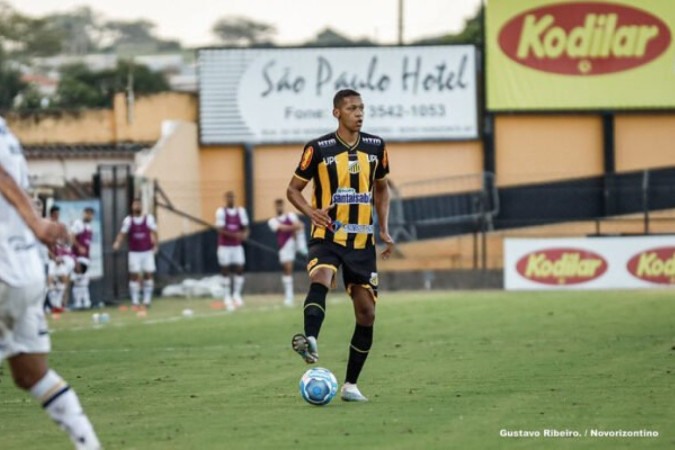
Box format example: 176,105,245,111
84,207,95,213
333,89,361,108
49,205,60,214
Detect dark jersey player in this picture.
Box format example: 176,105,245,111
287,89,395,402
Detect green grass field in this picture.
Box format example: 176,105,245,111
1,290,674,450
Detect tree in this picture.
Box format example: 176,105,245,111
413,6,483,46
212,16,276,46
0,48,26,109
0,1,64,57
104,19,182,54
56,60,170,109
303,28,375,47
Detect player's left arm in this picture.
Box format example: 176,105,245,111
239,208,250,241
374,178,394,259
149,215,159,253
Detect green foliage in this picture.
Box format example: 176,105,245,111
0,48,25,110
212,16,276,46
0,291,672,449
414,6,484,46
56,61,169,108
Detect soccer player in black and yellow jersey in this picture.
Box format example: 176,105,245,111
287,89,395,402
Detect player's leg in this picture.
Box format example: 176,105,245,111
141,251,156,306
340,246,378,402
128,252,142,306
281,261,294,306
217,246,234,309
232,246,246,306
279,240,296,306
2,282,101,449
292,242,339,364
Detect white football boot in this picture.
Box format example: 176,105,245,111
340,383,368,402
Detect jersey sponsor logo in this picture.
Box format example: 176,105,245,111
367,154,378,163
362,137,382,145
323,156,337,165
516,248,608,285
348,160,361,174
626,247,675,284
499,2,671,75
331,187,372,205
318,138,337,147
331,222,374,234
300,146,314,170
8,236,36,252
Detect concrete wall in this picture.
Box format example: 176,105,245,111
136,121,202,242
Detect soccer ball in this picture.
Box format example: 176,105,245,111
299,367,338,406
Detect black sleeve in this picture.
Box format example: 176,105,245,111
294,143,320,181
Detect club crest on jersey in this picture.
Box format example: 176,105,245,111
300,146,314,170
348,160,361,174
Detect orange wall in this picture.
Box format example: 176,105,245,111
251,141,484,221
114,92,197,143
199,146,246,225
7,92,196,145
495,115,604,187
615,115,675,172
8,109,115,145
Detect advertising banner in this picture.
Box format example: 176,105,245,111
504,236,675,290
198,46,478,143
487,0,675,110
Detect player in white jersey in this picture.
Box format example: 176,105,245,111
267,198,308,306
0,116,101,449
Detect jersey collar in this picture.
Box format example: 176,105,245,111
335,131,360,151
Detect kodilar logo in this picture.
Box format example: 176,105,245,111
516,248,608,285
498,2,671,75
627,247,675,284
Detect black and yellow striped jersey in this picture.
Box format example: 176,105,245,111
294,131,389,249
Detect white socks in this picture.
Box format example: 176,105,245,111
142,280,154,305
233,275,245,303
129,281,141,305
282,275,294,304
30,370,101,450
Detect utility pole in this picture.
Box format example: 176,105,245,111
398,0,404,45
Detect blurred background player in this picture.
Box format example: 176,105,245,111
112,199,158,308
70,207,94,309
0,115,101,449
215,191,249,311
46,205,75,313
267,198,308,306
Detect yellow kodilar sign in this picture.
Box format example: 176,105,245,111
487,0,675,110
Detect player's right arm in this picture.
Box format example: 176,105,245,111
0,160,66,245
112,217,130,251
287,143,333,228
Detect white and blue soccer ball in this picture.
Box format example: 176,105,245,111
299,367,338,406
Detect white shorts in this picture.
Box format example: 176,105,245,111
218,245,245,267
0,280,51,361
128,251,156,274
48,256,75,278
279,238,297,264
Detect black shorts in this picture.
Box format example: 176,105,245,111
307,240,379,297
